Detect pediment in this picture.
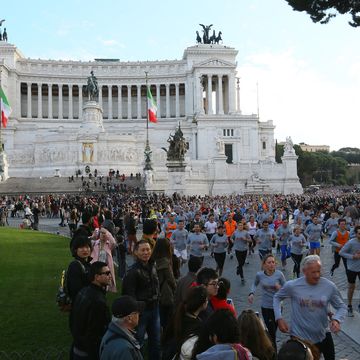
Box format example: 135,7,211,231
194,58,235,68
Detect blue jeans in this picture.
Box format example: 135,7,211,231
136,305,161,360
280,245,291,262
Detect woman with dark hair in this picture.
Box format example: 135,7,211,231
248,254,285,350
151,237,177,330
162,286,208,360
237,309,276,360
210,277,236,317
67,235,93,302
191,309,252,360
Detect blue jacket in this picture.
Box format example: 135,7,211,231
100,321,143,360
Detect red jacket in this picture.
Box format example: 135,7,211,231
210,296,237,317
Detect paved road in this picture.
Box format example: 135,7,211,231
7,217,360,359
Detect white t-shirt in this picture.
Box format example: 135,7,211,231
204,221,217,234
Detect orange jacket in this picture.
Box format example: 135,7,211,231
224,220,237,237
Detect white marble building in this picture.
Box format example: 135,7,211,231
0,39,302,195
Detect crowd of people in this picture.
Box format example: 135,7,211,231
1,188,360,360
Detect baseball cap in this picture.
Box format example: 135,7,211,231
112,296,145,318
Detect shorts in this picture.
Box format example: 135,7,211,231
174,248,188,261
309,242,320,249
346,270,360,284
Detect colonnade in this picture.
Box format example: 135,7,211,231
20,82,186,120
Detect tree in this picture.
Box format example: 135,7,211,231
285,1,360,27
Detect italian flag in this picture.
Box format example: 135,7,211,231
0,87,12,128
147,86,157,123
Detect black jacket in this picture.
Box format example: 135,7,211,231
70,283,111,360
67,257,91,301
122,260,160,309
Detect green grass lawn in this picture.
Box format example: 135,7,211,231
0,228,120,354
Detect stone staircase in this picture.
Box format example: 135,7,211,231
0,176,143,195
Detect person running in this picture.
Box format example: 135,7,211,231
289,226,307,278
232,222,251,284
224,213,237,258
204,214,217,242
339,225,360,317
187,223,209,266
254,220,276,259
248,254,285,350
304,215,323,255
170,220,189,266
247,215,258,255
274,255,347,360
210,225,228,276
276,218,292,270
329,218,349,277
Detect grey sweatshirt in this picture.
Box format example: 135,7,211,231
339,238,360,272
187,232,209,257
273,277,347,343
255,228,275,251
276,226,292,246
232,230,250,251
250,270,286,309
210,233,228,253
170,228,188,251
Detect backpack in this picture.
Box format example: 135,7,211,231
56,260,85,312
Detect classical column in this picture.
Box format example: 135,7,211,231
16,81,21,118
156,84,161,119
78,85,83,119
37,83,42,119
68,84,73,119
117,85,122,119
165,83,170,118
137,84,141,119
207,74,213,114
236,77,241,113
218,75,224,115
175,83,180,117
27,83,32,118
48,84,52,119
197,75,205,114
127,85,132,119
108,85,113,120
58,84,63,119
98,85,103,109
228,73,236,113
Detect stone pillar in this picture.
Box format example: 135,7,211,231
166,84,170,118
27,83,32,118
127,85,132,119
197,75,205,115
166,161,188,196
218,75,224,115
137,85,141,119
37,83,42,119
117,85,122,119
68,84,73,119
48,84,52,119
58,84,63,119
98,85,103,109
16,80,21,118
156,84,161,119
228,73,236,114
175,83,180,118
78,85,83,119
108,85,112,120
207,74,213,114
236,77,241,113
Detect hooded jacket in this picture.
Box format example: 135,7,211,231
99,321,143,360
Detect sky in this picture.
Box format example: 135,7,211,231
2,0,360,151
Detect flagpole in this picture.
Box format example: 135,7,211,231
144,71,152,171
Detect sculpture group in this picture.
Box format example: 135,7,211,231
163,124,188,162
196,24,222,44
85,71,99,101
0,19,8,42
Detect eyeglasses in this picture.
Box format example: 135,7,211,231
207,281,219,287
99,271,111,276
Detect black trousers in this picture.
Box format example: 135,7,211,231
291,253,303,278
331,252,347,272
261,307,277,351
235,250,248,278
315,332,335,360
214,252,226,270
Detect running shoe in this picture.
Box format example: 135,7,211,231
241,278,246,285
330,269,334,277
348,305,354,317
